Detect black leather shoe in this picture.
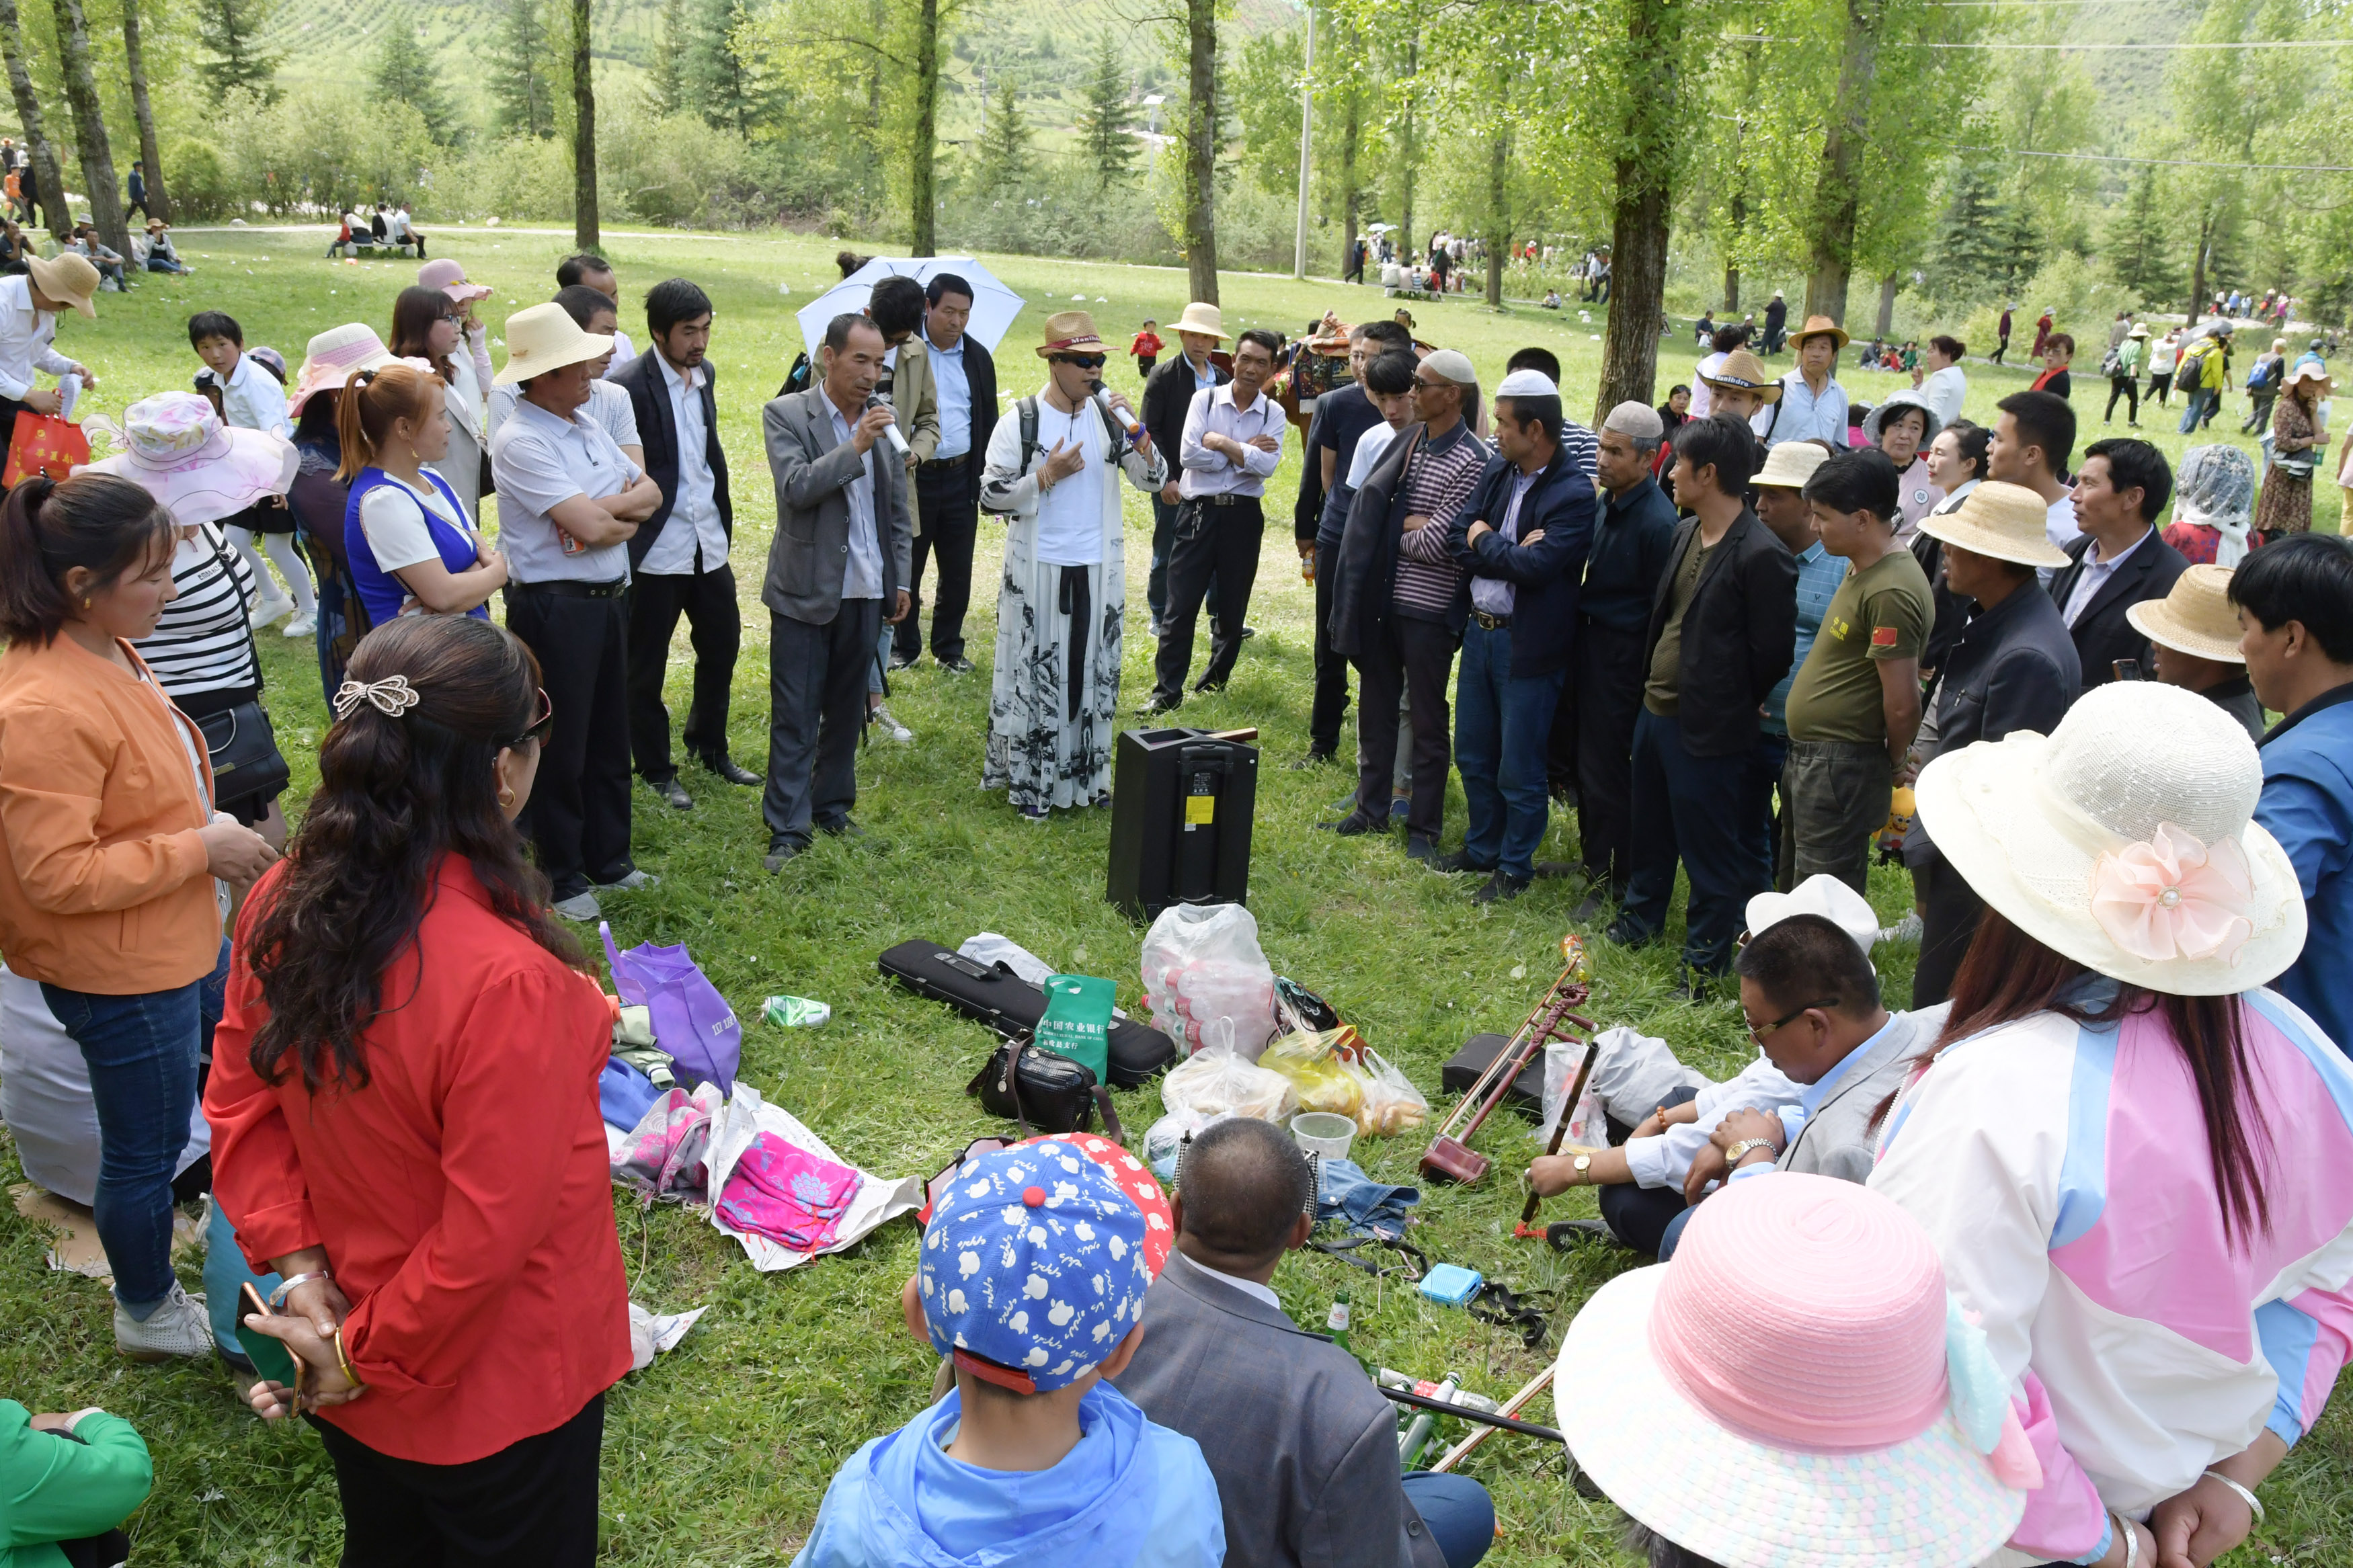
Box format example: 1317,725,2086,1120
1430,849,1494,874
1570,891,1614,924
1321,811,1384,835
1138,693,1182,716
1533,860,1582,879
1546,1219,1614,1250
1403,833,1439,863
699,752,763,787
1474,870,1533,905
936,655,976,674
816,816,865,839
1287,747,1336,771
763,839,809,872
648,776,692,811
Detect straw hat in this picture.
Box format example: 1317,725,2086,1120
493,301,613,386
1170,301,1228,340
1556,1175,2030,1568
2128,323,2150,339
79,391,297,527
2284,361,2334,398
288,323,399,416
418,257,491,304
2126,563,2245,665
1862,393,1942,448
1790,313,1849,351
1915,480,2070,569
1698,347,1782,403
1915,681,2305,994
26,253,99,319
1753,440,1829,491
1035,310,1110,359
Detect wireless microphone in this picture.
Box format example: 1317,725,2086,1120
865,393,911,457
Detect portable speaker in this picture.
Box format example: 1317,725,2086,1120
1107,727,1258,921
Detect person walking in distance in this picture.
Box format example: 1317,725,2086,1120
1138,303,1230,638
891,274,998,675
1993,303,2015,366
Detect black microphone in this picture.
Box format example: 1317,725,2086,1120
865,393,911,457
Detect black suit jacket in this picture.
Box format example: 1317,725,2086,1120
2046,529,2189,689
1643,507,1798,757
1142,356,1229,479
1445,446,1599,679
612,349,733,570
914,328,998,506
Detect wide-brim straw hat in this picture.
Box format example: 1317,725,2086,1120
2128,324,2150,338
1556,1175,2028,1568
2126,563,2245,664
26,253,99,319
288,323,399,416
1862,393,1942,448
1036,309,1111,359
1170,301,1228,339
1753,440,1829,491
79,390,298,527
2284,362,2334,398
494,301,613,386
1915,681,2305,995
1790,313,1849,350
1700,348,1782,403
1915,480,2070,569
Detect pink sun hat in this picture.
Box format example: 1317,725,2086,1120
288,323,399,416
79,391,297,528
419,257,491,304
1554,1174,2030,1568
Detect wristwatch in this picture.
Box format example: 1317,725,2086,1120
1723,1138,1778,1169
1570,1153,1593,1185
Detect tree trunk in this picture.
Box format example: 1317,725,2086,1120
1594,0,1680,421
1336,85,1359,280
1803,0,1877,328
1396,37,1417,261
570,0,598,248
2186,209,2213,322
1874,272,1898,337
1482,122,1507,308
48,0,128,258
910,0,937,254
120,0,165,222
0,0,67,239
1182,0,1218,304
1722,181,1743,313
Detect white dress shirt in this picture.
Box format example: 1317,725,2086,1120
1177,383,1284,499
1470,466,1540,617
487,397,641,584
216,353,291,440
640,356,729,577
1757,371,1849,450
2061,526,2151,627
926,328,972,461
0,278,75,405
824,396,883,600
1187,1258,1281,1312
488,378,638,450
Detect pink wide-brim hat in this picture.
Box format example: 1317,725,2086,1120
289,323,398,416
418,257,491,304
1554,1174,2026,1568
79,391,297,528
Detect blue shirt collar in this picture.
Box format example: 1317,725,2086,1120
1796,538,1825,564
924,325,965,358
1798,1011,1899,1122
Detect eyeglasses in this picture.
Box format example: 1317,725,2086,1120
1053,354,1108,370
1745,999,1837,1049
505,687,554,751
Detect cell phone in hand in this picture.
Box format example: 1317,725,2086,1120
2112,658,2143,682
235,1281,305,1395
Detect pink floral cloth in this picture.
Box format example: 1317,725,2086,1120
715,1133,863,1253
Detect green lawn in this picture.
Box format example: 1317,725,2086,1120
0,227,2344,1565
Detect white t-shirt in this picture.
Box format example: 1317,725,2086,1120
1348,421,1406,489
1690,352,1728,419
360,472,475,614
1032,403,1100,567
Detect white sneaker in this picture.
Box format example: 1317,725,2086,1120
552,891,602,922
1876,912,1924,946
594,870,660,893
115,1280,214,1362
282,612,316,638
871,704,913,743
249,595,294,632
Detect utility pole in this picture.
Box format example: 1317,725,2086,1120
1293,3,1314,280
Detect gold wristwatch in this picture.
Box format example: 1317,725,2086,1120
1723,1138,1778,1169
1570,1153,1593,1185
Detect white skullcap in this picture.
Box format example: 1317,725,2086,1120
1497,368,1558,399
1603,401,1664,440
1420,348,1478,385
1745,874,1882,953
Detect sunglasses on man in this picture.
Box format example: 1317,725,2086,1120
1052,354,1109,370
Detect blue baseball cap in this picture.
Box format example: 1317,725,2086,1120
918,1142,1152,1393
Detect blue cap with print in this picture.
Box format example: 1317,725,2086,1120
918,1141,1152,1393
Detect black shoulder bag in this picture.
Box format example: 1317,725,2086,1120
193,524,293,815
966,1036,1126,1141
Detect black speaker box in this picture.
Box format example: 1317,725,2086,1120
1107,727,1257,921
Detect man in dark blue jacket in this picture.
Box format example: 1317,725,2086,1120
1439,370,1598,902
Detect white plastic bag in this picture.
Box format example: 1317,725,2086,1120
1583,1025,1710,1129
1142,903,1277,1059
1160,1044,1297,1126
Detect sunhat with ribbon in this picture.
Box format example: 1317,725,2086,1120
79,391,297,527
1790,313,1850,351
1914,680,2304,994
1915,479,2070,570
1170,301,1228,340
288,323,399,416
1862,392,1942,448
417,257,491,304
493,301,613,387
1698,347,1782,403
1753,439,1829,491
25,253,99,319
1556,1174,2031,1568
1035,310,1110,360
2126,563,2246,665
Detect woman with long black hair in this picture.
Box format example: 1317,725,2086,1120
388,284,487,524
205,614,629,1563
1870,680,2353,1568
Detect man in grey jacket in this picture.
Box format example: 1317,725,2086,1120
759,313,912,868
1113,1118,1492,1568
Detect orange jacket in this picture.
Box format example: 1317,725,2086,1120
0,633,219,993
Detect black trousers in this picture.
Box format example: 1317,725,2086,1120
504,586,633,901
1349,615,1458,842
1153,496,1263,702
1911,851,1985,1006
1545,662,1579,804
1991,333,2009,365
625,562,742,783
2105,376,2140,423
1595,1085,1700,1255
1572,622,1647,895
1148,493,1221,628
310,1394,603,1568
896,460,980,663
1308,538,1351,752
764,600,880,848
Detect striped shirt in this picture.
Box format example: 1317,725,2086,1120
1392,421,1490,620
136,522,260,710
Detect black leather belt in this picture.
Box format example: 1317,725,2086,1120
1189,492,1259,507
918,453,971,470
512,578,629,600
1470,610,1511,631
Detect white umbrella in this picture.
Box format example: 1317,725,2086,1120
793,255,1026,358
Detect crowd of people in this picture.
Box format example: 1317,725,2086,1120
0,237,2350,1567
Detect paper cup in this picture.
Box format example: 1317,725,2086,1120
1291,1112,1357,1163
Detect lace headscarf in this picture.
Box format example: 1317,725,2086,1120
2171,445,2256,568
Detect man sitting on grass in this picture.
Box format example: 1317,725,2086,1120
1115,1117,1494,1568
791,1144,1224,1568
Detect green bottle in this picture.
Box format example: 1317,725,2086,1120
1326,1290,1368,1375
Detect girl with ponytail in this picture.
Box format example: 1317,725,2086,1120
0,472,278,1360
206,614,628,1558
337,362,506,625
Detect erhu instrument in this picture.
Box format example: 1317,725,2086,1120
1419,936,1597,1186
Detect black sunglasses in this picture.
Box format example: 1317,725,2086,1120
506,687,554,751
1746,999,1837,1048
1053,354,1109,370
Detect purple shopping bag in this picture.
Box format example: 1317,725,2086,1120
601,923,742,1097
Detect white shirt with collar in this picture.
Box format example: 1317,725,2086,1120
1187,1257,1282,1313
639,354,729,577
214,352,291,440
488,378,639,450
2062,526,2151,628
487,395,643,585
1177,382,1285,500
1919,364,1967,429
824,395,884,600
1470,466,1541,618
0,277,77,404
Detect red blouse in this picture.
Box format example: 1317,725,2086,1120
205,855,631,1464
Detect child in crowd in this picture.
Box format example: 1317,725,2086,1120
791,1143,1224,1568
1131,319,1163,379
191,309,317,636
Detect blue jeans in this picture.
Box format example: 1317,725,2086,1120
1620,710,1771,976
1454,621,1566,879
42,938,230,1311
2178,388,2217,434
1751,731,1789,886
1402,1472,1495,1567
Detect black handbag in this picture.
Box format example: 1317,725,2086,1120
195,526,293,813
966,1038,1126,1141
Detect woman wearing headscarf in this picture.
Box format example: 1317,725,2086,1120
2253,362,2327,543
2162,445,2258,567
1872,681,2353,1568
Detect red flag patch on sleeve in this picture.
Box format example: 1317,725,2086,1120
1871,626,1901,647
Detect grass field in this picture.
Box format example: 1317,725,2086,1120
0,226,2344,1565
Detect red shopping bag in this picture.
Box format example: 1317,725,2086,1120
3,411,90,489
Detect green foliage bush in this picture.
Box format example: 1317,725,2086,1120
161,138,239,222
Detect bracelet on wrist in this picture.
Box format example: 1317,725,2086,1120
2202,1469,2264,1525
269,1270,332,1309
333,1325,364,1391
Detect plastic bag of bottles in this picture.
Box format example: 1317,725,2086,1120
1142,903,1277,1060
